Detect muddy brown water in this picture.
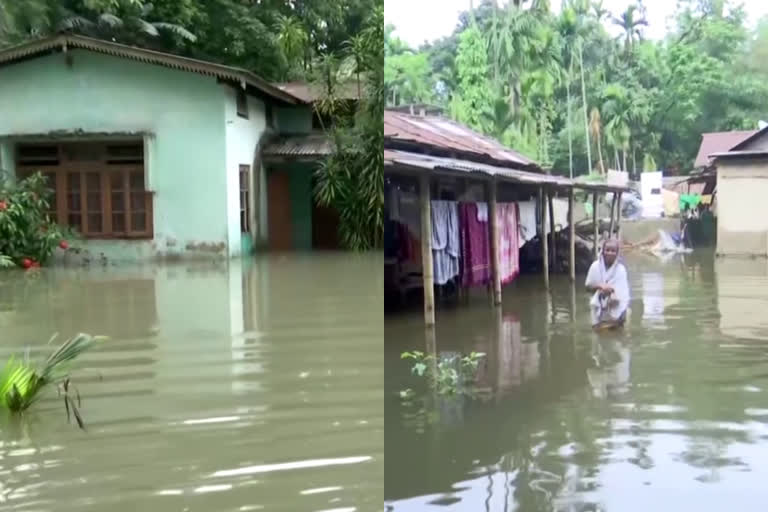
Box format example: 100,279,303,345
385,252,768,511
0,253,383,511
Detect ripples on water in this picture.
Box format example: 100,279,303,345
0,253,383,511
385,253,768,511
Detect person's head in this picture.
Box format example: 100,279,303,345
603,239,619,266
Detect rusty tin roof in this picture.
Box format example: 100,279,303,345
694,130,757,168
384,110,536,169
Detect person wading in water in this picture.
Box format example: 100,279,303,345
585,238,630,329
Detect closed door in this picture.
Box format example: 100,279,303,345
268,170,293,250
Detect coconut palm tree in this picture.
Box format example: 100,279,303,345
612,4,648,54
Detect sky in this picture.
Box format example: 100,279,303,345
384,0,768,48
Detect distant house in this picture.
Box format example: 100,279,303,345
0,34,341,261
706,126,768,256
694,130,757,169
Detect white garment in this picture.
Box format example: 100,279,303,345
585,257,630,326
476,202,488,222
545,198,569,234
517,201,538,247
430,200,460,285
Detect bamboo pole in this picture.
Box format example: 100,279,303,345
488,179,502,306
608,192,617,239
616,191,623,243
548,190,556,271
592,191,599,260
540,187,549,288
419,174,435,327
569,188,575,281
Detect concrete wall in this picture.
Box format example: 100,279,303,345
223,85,268,257
716,160,768,256
0,50,230,261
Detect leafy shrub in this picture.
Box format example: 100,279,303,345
0,171,71,268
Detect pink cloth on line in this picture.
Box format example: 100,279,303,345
496,202,520,284
459,202,491,287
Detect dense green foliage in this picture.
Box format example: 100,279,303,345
313,5,384,250
385,0,768,176
0,0,378,82
0,172,70,268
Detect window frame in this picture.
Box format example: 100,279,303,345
236,88,249,119
239,164,251,234
16,141,153,240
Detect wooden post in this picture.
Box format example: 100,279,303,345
419,174,435,327
568,188,575,281
488,179,502,306
608,192,617,239
592,191,599,260
616,191,623,243
548,190,556,271
540,187,549,287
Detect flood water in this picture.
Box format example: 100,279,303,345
0,253,383,511
385,252,768,511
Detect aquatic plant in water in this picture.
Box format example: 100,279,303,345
401,350,485,395
0,333,105,429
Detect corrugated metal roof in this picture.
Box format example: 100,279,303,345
694,130,757,167
384,110,535,168
274,81,363,102
0,34,300,104
264,134,332,158
385,150,631,193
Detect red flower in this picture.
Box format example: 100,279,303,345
21,258,32,269
59,240,69,250
0,200,6,211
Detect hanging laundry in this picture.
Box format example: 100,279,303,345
496,202,520,284
517,200,538,247
431,200,460,285
545,198,570,234
459,202,491,287
476,202,488,222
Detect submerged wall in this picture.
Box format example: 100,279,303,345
0,50,230,262
223,85,268,257
716,161,768,257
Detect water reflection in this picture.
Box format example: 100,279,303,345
386,252,768,511
0,253,382,512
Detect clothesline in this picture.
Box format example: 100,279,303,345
387,189,567,287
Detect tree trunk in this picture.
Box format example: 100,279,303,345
632,148,637,178
579,43,592,174
567,61,573,179
615,148,621,171
597,131,605,174
622,149,627,174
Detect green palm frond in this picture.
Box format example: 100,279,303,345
152,22,196,42
0,334,105,420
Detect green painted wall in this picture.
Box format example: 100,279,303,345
0,50,229,261
274,106,312,134
289,166,313,250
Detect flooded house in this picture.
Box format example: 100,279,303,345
701,126,768,257
384,108,627,326
0,34,345,261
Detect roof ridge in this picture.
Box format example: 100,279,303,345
0,34,301,104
